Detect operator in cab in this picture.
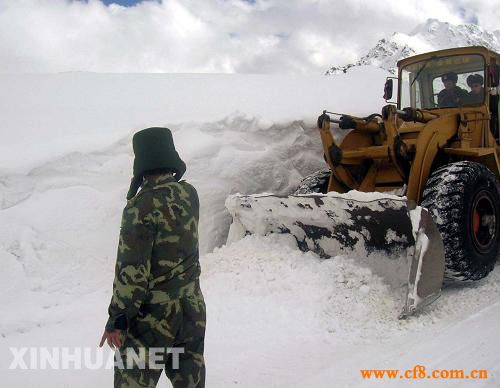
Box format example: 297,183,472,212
437,72,468,107
466,74,485,104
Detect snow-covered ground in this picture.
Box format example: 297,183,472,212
1,68,499,387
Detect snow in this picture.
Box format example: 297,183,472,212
1,70,499,387
325,189,406,202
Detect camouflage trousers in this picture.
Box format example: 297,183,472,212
115,282,206,388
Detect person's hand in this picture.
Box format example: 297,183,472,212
99,329,123,349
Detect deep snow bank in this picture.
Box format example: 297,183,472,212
0,115,324,257
0,67,391,258
0,66,389,174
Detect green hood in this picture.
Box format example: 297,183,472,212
126,127,186,200
132,127,186,178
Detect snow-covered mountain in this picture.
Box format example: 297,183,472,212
326,19,500,75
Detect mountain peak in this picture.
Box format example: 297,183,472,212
326,19,500,75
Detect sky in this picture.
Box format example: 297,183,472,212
0,0,498,74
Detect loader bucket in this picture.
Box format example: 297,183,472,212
225,191,445,318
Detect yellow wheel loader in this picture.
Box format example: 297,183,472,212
226,46,500,318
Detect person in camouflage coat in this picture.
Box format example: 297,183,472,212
100,127,206,388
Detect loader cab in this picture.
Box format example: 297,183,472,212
399,53,486,110
398,47,500,141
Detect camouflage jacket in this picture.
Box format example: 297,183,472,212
105,173,200,330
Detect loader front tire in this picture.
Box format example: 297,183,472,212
294,169,330,194
421,161,500,281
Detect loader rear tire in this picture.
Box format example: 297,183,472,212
421,161,500,281
294,169,330,194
